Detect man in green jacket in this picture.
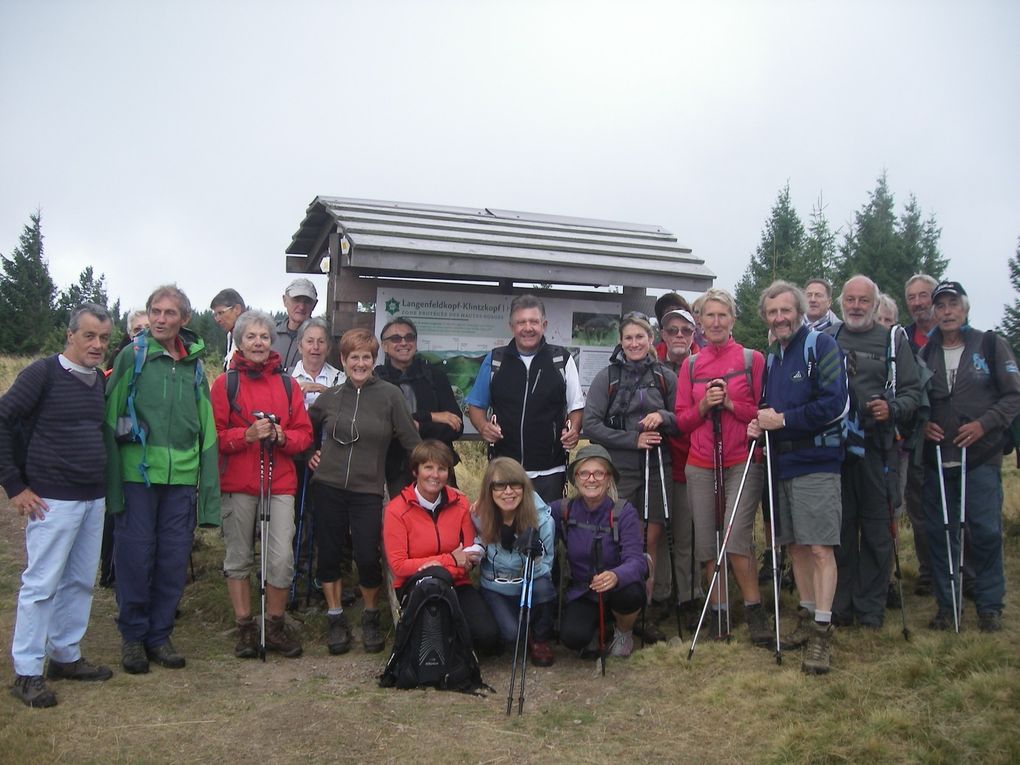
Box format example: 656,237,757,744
104,284,220,675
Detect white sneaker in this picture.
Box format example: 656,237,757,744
609,629,634,658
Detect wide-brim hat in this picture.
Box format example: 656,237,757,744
567,443,620,484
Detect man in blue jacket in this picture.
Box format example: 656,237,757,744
749,281,849,674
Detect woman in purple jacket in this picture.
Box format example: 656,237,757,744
553,444,647,658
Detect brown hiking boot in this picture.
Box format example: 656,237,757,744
46,657,113,682
529,639,555,667
235,618,259,659
327,612,352,655
11,675,57,708
745,603,772,647
780,607,813,649
802,621,833,675
361,609,385,654
266,615,302,658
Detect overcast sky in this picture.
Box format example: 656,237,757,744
1,0,1017,331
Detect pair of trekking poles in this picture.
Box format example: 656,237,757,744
254,411,278,662
935,443,968,633
506,529,543,716
689,405,783,663
638,442,685,645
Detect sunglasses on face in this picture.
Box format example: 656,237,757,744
491,481,524,493
662,326,694,337
383,333,417,344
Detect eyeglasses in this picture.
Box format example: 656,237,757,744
662,326,694,337
213,307,238,319
331,418,360,446
493,575,524,585
491,481,524,493
576,469,607,481
382,333,417,344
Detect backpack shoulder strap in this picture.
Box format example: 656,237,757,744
742,347,754,390
226,368,242,414
489,346,505,386
606,365,621,410
983,330,999,392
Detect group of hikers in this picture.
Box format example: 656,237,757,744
2,270,1018,708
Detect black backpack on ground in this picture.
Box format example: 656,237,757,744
379,567,488,694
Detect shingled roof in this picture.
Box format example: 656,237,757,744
285,196,713,291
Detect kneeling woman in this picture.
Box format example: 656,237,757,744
474,458,556,666
384,440,501,654
211,310,313,658
554,444,647,658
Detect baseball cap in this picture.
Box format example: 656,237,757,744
661,308,696,326
931,280,966,302
285,278,318,301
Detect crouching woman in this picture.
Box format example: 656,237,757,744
553,444,647,658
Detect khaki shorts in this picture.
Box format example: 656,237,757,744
221,493,295,589
686,462,763,562
775,472,841,547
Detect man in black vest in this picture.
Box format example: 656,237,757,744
466,294,583,502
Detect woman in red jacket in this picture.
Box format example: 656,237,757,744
383,440,501,653
674,289,771,646
211,310,313,659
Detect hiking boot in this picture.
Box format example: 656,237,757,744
710,609,730,641
609,628,634,658
928,607,955,631
121,640,149,675
146,640,186,669
529,639,555,667
745,603,773,647
801,621,834,675
45,657,113,682
634,612,665,644
266,615,303,658
886,583,902,610
361,609,385,654
234,618,259,659
780,607,814,649
327,612,352,655
10,675,57,708
679,599,703,633
978,611,1003,633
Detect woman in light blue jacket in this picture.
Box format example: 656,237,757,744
474,457,556,667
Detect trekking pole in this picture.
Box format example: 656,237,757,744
958,444,967,627
517,553,536,716
879,432,910,641
594,536,607,677
257,438,268,661
639,446,652,646
289,464,309,610
688,440,757,661
935,444,960,633
711,397,730,639
762,429,782,664
656,445,683,641
506,553,530,715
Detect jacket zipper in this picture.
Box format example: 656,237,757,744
342,386,360,489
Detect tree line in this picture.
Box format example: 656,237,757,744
3,183,1019,363
0,212,228,360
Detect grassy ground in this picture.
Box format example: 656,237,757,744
0,361,1018,763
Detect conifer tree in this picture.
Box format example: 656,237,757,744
999,237,1020,361
0,212,57,354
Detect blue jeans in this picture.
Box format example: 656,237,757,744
114,484,196,646
481,575,556,643
11,498,105,676
923,463,1004,615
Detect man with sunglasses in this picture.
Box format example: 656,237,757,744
466,295,584,503
376,317,464,497
210,288,247,372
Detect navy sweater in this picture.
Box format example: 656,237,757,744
0,355,106,500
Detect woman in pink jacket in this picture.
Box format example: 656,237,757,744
674,288,771,646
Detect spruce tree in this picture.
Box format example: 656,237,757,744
0,212,57,354
999,237,1020,361
733,183,805,351
803,195,838,282
55,266,110,328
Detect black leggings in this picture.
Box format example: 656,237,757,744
310,483,383,588
560,581,645,650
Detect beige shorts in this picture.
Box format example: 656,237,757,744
221,493,295,589
686,462,763,562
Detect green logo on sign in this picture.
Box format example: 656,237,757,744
385,298,400,316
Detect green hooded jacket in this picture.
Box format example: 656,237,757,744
104,327,221,526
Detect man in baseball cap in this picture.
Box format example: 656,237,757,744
272,278,319,371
